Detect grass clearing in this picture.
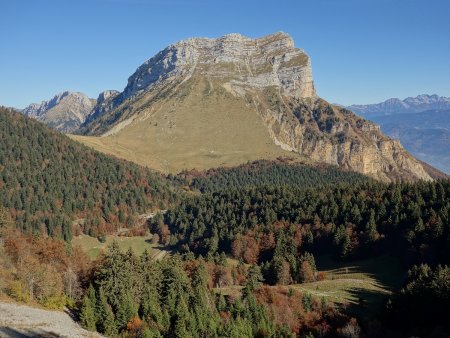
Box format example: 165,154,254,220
72,234,168,260
215,255,406,319
294,254,405,317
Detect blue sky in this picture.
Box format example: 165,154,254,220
1,0,449,108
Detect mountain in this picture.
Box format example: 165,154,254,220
73,32,436,182
22,91,96,133
349,94,450,118
0,106,177,239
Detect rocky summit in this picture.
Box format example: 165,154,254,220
74,32,438,182
22,91,95,133
122,32,315,100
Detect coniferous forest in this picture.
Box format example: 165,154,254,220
0,107,178,239
0,107,450,337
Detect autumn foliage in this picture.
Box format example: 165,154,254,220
0,227,90,308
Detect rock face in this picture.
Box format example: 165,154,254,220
83,90,120,126
78,32,437,182
123,32,315,99
260,98,433,181
23,91,95,133
80,31,315,131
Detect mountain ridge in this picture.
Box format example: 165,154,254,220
348,94,450,117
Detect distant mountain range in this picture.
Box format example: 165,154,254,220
349,94,450,118
348,95,450,174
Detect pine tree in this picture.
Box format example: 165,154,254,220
141,286,163,329
97,287,117,336
173,296,190,338
243,264,264,296
366,208,379,242
115,291,138,331
80,284,97,331
95,241,128,308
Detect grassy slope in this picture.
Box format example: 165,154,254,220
296,255,404,317
70,77,303,173
72,234,167,260
215,255,405,319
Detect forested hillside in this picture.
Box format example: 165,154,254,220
181,159,369,193
0,107,178,239
151,177,450,335
160,180,450,271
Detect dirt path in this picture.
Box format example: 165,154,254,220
0,301,102,338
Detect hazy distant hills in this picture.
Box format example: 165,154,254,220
348,95,450,174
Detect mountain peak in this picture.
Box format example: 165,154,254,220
22,91,95,133
75,32,435,182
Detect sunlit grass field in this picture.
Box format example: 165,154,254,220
72,234,161,259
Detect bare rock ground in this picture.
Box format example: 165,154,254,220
0,301,103,338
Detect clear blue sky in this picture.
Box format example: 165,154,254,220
1,0,449,108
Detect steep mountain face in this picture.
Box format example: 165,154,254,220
83,90,120,126
75,32,436,182
349,94,450,118
22,91,95,133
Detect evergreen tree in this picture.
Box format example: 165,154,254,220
243,265,264,296
366,208,379,242
95,241,128,308
96,287,117,336
115,291,138,331
80,284,97,331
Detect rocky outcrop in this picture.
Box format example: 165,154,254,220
22,91,95,133
256,97,432,181
83,90,120,126
78,32,437,182
0,301,104,337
